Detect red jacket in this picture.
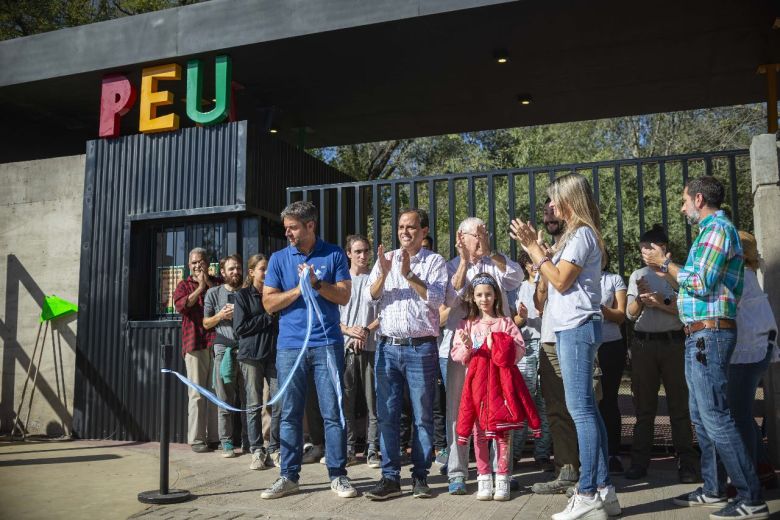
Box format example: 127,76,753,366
456,331,541,443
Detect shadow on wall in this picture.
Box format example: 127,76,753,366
0,254,75,436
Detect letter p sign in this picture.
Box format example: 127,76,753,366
99,74,137,138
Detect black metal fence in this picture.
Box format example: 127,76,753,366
287,149,756,450
287,149,752,279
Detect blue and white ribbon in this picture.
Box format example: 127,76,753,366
162,267,345,427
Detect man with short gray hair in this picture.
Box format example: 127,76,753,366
173,247,220,453
443,216,524,496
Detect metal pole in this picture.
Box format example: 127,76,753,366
138,343,192,504
159,343,171,494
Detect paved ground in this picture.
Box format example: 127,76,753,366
1,439,779,519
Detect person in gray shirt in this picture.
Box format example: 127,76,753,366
624,224,698,483
204,254,244,458
339,235,380,468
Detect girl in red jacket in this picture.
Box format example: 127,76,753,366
452,272,535,501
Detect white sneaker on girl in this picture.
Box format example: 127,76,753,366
477,474,493,501
494,474,511,501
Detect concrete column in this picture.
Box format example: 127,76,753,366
750,133,780,465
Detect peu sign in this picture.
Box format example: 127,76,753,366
99,55,232,138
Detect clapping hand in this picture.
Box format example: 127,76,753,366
455,232,472,265
509,219,539,250
400,249,411,278
517,302,529,320
376,244,393,275
220,303,234,320
456,329,472,348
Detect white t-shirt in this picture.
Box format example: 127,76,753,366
515,280,542,341
546,226,603,333
626,266,682,333
733,269,778,364
600,272,627,343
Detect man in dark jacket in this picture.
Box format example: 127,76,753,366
234,253,280,470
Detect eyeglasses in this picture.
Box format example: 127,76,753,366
695,337,707,365
462,232,491,240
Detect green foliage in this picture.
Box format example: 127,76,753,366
0,0,201,40
311,105,766,278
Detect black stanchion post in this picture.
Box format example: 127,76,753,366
138,343,192,504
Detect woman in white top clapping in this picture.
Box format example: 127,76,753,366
511,173,619,520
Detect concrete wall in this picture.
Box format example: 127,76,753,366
0,155,84,436
750,134,780,465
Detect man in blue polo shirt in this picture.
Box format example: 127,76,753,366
260,201,354,500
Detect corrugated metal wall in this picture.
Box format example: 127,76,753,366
74,122,248,441
73,121,350,442
246,129,351,220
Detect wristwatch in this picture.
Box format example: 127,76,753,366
660,257,671,273
405,270,415,280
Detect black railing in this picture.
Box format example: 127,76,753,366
287,149,751,279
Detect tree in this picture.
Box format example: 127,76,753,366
312,105,766,275
0,0,201,40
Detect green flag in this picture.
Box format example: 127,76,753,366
40,295,78,323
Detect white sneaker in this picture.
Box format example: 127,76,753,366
552,491,608,520
301,443,324,464
249,448,269,470
331,475,358,498
477,474,494,501
494,474,511,501
598,485,621,516
261,477,299,499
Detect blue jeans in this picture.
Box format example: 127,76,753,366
276,345,347,482
728,345,773,469
375,338,437,481
686,328,761,502
556,318,609,494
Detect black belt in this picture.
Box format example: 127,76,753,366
633,330,685,341
378,335,436,346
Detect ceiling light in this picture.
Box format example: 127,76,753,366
518,94,532,105
269,128,278,134
493,49,509,65
494,50,509,64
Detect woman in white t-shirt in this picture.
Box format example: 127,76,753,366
511,173,619,520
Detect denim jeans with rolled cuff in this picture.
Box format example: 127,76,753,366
556,317,610,495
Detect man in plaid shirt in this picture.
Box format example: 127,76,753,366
642,176,768,520
173,247,221,453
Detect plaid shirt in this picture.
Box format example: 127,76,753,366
676,210,743,323
173,276,220,356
